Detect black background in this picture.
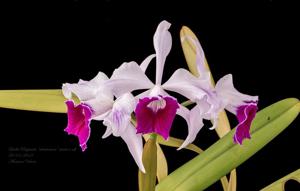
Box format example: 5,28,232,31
3,0,300,190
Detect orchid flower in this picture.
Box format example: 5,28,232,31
62,73,145,172
105,20,203,141
62,72,113,151
168,35,259,149
105,20,234,147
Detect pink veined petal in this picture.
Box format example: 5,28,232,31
65,100,92,151
214,73,259,144
62,72,114,120
120,123,145,173
233,103,258,144
135,97,156,135
106,62,154,97
154,20,172,85
215,74,258,144
154,96,179,139
135,96,179,140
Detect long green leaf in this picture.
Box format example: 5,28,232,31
261,169,300,191
157,133,231,190
156,98,300,191
0,90,67,113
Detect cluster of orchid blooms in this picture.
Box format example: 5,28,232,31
62,20,258,173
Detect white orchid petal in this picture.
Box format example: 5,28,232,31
209,116,219,130
196,94,223,122
148,85,167,97
102,125,113,138
175,105,193,150
106,62,154,97
187,106,205,143
114,93,136,114
121,123,145,173
135,89,152,100
111,93,135,136
163,69,209,101
78,79,87,84
140,54,156,72
84,94,113,117
62,72,110,101
215,74,258,114
176,104,190,124
93,109,111,121
154,20,172,85
177,105,204,150
102,93,136,137
102,114,113,130
62,83,95,101
86,72,110,88
62,83,73,99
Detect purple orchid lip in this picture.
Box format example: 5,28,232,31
65,100,92,151
135,96,179,140
234,103,258,145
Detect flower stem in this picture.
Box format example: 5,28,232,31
138,134,158,191
181,100,194,107
150,133,157,140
